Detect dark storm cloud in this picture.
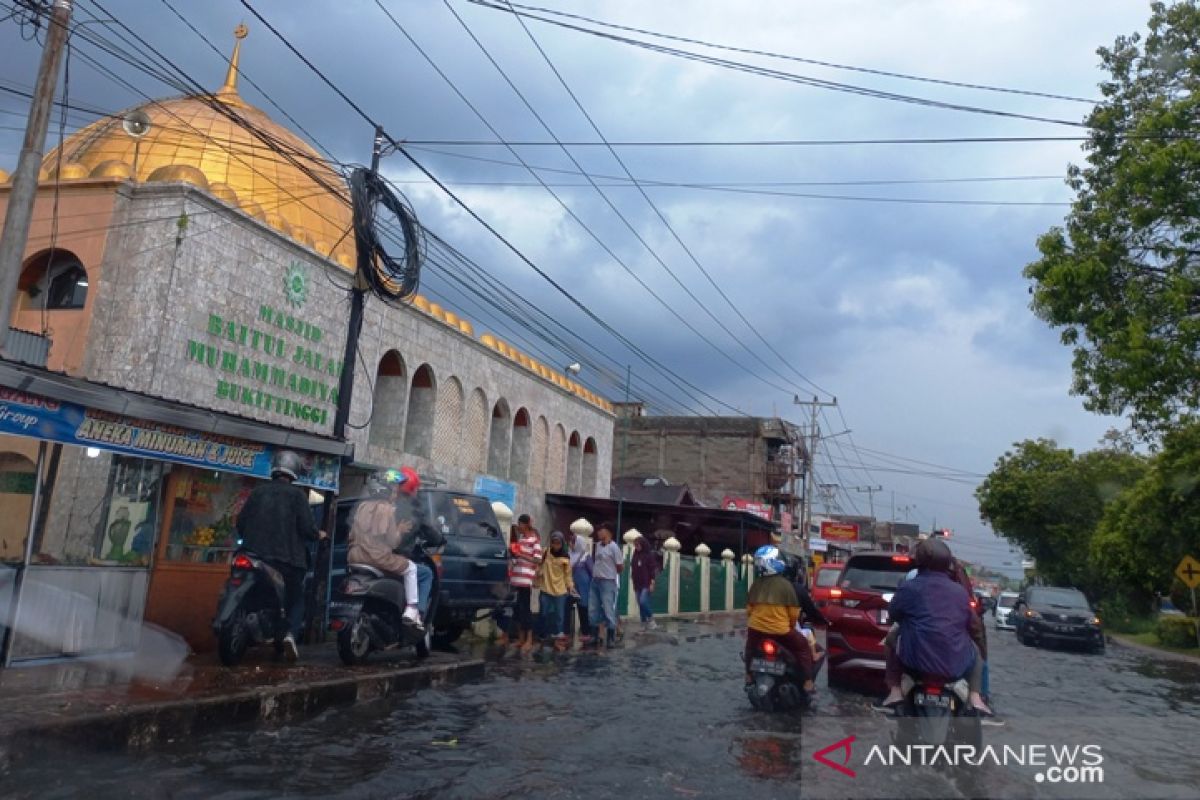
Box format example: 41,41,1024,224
0,0,1154,569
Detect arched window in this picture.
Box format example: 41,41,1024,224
510,408,532,484
582,437,599,496
487,399,512,477
404,364,436,459
432,376,464,464
530,416,549,488
548,424,567,493
18,250,88,311
566,431,582,494
368,350,407,451
464,389,488,472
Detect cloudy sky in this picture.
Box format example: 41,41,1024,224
0,1,1158,573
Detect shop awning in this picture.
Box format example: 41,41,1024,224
0,360,353,459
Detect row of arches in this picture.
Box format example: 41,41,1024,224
368,349,600,494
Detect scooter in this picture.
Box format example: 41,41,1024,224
329,542,441,664
892,671,982,748
745,627,826,712
212,550,289,666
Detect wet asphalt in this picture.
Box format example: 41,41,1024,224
3,620,1199,800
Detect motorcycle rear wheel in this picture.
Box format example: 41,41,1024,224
217,612,250,667
338,616,372,665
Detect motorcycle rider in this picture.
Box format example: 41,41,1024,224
746,545,814,691
235,450,327,661
881,537,992,714
346,467,432,631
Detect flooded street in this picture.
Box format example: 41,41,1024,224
4,622,1199,800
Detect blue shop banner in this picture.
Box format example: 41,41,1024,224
0,387,339,491
473,475,517,510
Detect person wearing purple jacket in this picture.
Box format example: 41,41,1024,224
882,537,992,715
631,535,660,631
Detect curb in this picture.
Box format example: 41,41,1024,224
0,657,486,761
1109,633,1200,665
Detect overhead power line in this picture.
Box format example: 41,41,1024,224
468,0,1087,128
477,0,1098,105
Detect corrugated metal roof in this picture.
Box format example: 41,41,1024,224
4,329,49,367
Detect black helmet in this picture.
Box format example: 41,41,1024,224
914,537,953,573
271,450,304,481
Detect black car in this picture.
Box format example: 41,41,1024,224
1012,586,1104,653
306,488,512,646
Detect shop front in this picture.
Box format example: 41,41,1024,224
0,361,350,664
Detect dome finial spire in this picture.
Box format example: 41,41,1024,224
217,23,248,103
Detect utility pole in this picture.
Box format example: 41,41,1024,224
0,0,73,355
853,485,883,519
313,124,383,640
793,395,838,554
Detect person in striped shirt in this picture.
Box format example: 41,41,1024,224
510,514,543,652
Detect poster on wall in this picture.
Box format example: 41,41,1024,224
0,387,339,491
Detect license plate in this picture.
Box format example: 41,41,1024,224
915,692,952,708
1056,624,1072,633
750,658,786,676
876,609,890,624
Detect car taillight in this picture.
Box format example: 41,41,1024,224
761,640,778,657
970,599,979,610
232,554,254,571
829,588,843,600
891,555,911,563
330,619,346,631
924,685,943,696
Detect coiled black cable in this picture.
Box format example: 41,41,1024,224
350,166,424,301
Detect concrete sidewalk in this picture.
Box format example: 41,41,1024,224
0,613,745,763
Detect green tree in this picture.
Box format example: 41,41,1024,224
975,439,1146,592
1025,1,1200,434
1092,422,1200,613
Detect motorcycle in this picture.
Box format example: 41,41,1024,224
329,542,441,664
892,671,982,748
745,627,826,712
213,550,289,666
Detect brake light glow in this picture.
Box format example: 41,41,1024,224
761,640,778,657
891,555,911,563
830,588,843,598
232,554,254,571
970,599,979,610
924,685,943,696
330,619,346,631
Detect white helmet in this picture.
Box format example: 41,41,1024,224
753,545,787,577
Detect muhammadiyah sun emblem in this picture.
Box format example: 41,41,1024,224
283,262,308,309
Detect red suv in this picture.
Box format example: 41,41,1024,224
811,562,844,610
824,552,913,692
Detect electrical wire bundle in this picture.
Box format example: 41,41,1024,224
350,166,424,301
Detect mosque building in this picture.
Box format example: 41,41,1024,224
0,27,614,660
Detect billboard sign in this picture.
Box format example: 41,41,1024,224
722,496,773,521
820,520,860,542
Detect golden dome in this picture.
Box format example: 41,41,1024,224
89,160,133,179
208,181,239,205
0,168,9,183
42,25,353,269
147,163,209,188
48,161,90,180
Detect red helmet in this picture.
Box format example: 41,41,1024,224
398,466,420,495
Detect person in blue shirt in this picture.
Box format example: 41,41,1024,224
881,537,991,715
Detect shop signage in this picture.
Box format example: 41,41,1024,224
780,511,794,532
474,475,517,510
809,536,829,553
722,496,773,521
184,261,343,430
0,387,339,491
820,520,860,542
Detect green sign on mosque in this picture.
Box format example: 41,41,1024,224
184,262,342,428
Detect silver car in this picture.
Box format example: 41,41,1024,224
994,591,1020,630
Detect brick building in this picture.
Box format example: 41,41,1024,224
611,411,804,524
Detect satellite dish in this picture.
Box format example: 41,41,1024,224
122,110,152,138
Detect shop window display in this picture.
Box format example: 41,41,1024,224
33,447,162,567
164,468,257,564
